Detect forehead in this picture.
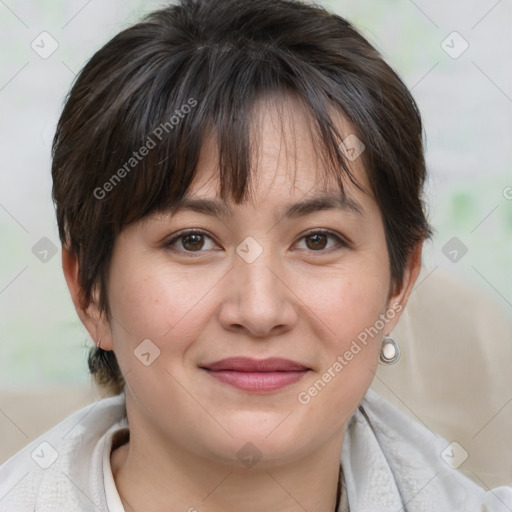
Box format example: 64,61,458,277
188,93,371,205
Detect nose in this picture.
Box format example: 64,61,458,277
217,242,298,338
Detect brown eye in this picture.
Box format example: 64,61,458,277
295,230,348,252
305,233,328,250
164,230,217,254
181,233,205,251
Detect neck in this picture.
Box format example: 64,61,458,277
111,423,345,512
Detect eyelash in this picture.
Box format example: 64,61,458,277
163,229,350,256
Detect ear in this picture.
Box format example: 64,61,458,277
62,245,114,351
383,241,424,335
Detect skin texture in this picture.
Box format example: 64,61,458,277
63,94,423,512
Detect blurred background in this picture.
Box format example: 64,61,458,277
0,1,511,401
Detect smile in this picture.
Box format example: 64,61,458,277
200,357,311,392
203,369,309,392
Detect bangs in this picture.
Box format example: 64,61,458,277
84,39,366,233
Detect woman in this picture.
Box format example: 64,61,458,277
0,0,510,510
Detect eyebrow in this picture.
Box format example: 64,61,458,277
166,193,364,219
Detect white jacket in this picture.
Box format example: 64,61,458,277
0,388,510,511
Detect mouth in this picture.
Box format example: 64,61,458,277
199,357,310,392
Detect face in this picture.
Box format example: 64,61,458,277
76,95,417,469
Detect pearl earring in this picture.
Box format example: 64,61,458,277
379,336,400,365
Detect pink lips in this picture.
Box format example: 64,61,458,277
201,357,310,392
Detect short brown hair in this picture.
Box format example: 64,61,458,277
52,0,433,395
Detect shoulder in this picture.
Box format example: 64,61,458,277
0,393,128,512
341,388,512,511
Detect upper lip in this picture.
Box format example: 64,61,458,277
200,357,309,372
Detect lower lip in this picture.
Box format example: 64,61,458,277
204,369,309,392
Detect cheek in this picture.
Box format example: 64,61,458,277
106,263,222,416
300,259,390,349
292,259,389,411
107,261,221,359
